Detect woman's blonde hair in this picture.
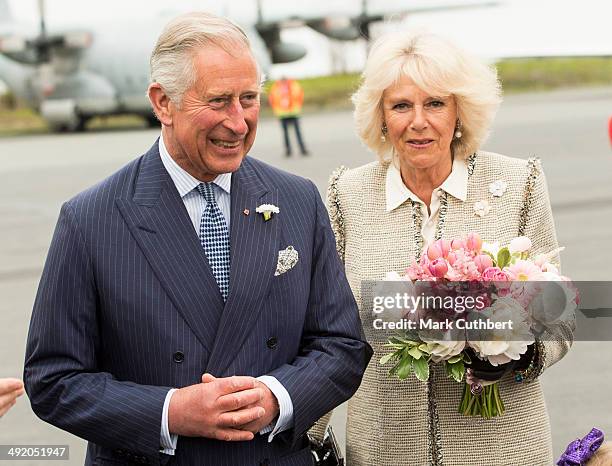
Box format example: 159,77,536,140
352,29,502,162
589,442,612,465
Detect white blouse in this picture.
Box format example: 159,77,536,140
385,157,468,248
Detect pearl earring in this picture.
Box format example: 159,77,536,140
454,120,462,139
381,122,387,143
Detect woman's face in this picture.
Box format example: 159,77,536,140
382,75,457,171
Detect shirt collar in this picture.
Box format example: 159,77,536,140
158,132,232,198
385,156,468,212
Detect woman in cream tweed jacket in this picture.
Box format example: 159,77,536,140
312,31,574,466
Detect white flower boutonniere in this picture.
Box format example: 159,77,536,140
256,204,279,221
473,200,491,217
489,180,507,197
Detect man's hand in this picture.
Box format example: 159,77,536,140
0,378,24,418
202,374,280,434
168,375,265,441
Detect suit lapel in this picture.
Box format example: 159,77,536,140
116,143,224,353
206,158,279,375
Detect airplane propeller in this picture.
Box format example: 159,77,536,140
35,0,50,63
255,0,307,63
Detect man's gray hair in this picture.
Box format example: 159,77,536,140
150,12,255,106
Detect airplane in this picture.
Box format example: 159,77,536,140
0,0,497,132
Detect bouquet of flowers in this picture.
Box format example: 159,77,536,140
379,232,577,418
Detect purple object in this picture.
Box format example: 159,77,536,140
557,428,604,465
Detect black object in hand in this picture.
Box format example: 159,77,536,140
464,348,516,382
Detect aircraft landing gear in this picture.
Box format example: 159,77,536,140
145,113,160,128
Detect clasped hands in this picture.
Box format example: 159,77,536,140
168,373,279,441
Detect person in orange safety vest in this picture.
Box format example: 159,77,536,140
268,77,310,156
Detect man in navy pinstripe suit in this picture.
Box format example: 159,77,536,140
24,12,371,466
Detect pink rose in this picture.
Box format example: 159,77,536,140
482,266,510,283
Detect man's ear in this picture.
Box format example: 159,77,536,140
148,83,174,126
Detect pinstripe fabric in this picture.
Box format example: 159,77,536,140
158,133,232,231
24,140,371,466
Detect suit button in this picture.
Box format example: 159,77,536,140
266,337,278,349
173,351,184,363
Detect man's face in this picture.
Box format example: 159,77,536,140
164,45,260,181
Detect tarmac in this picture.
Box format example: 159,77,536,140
1,86,611,464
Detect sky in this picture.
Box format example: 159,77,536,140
2,0,612,84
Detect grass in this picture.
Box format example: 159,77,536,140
263,57,612,112
1,57,611,135
497,57,612,92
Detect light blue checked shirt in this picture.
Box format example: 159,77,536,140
158,134,294,454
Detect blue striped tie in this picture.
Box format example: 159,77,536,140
197,182,230,300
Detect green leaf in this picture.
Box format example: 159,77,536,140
407,346,423,359
396,337,419,346
450,360,465,383
447,355,462,364
396,355,413,380
445,361,454,378
384,343,406,351
418,343,430,353
412,357,430,381
462,352,472,364
380,352,396,365
497,247,511,269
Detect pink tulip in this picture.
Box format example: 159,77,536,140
427,239,450,260
447,251,457,266
474,254,493,273
451,239,465,250
466,232,482,253
428,258,448,278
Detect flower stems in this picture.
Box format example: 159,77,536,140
459,382,505,417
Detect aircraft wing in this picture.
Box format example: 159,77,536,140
256,0,498,41
0,29,92,66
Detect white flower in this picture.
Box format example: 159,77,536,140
541,263,559,274
509,236,532,254
482,241,500,258
384,271,402,281
489,180,507,197
421,336,466,363
534,247,565,267
527,279,577,327
372,275,415,320
255,203,280,221
468,296,534,366
473,200,490,217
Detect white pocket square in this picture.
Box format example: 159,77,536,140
275,246,298,276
